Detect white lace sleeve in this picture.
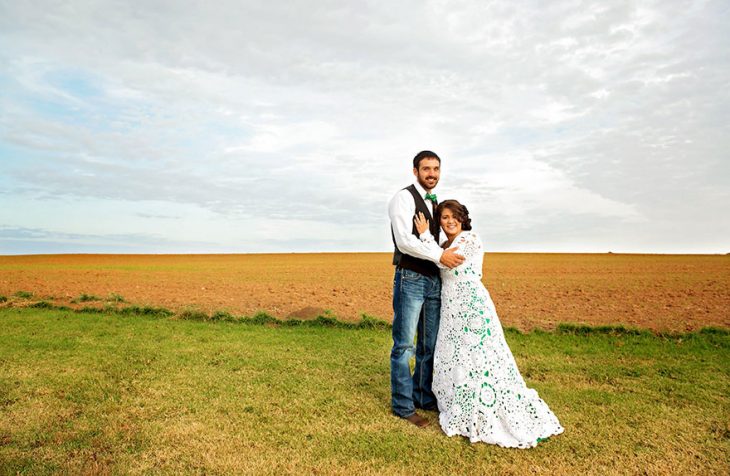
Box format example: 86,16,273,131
424,232,484,270
419,231,436,243
452,231,482,260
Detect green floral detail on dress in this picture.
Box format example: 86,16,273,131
478,382,497,407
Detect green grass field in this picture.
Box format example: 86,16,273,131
1,308,728,475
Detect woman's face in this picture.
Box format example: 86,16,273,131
440,208,462,238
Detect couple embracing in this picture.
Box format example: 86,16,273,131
388,151,564,448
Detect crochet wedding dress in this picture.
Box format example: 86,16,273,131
424,230,564,448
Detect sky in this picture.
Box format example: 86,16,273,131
1,0,728,255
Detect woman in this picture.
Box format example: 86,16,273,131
415,200,564,448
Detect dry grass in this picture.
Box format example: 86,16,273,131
1,308,728,475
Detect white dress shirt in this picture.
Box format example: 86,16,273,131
388,181,444,265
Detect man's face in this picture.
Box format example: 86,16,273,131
413,157,440,191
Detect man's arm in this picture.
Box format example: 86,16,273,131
389,192,442,263
413,212,466,269
388,192,464,268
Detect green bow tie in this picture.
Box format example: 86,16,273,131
424,193,437,203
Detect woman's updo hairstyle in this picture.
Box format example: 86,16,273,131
436,199,472,231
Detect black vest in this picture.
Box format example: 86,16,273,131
391,184,441,277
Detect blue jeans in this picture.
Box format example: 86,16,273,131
390,267,441,418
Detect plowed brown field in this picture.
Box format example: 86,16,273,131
1,253,728,331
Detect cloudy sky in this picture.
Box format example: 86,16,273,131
1,0,728,254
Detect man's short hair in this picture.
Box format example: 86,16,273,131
413,150,441,169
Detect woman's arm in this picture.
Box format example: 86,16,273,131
414,212,435,242
452,232,483,260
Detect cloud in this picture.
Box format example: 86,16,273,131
0,225,214,254
0,0,728,253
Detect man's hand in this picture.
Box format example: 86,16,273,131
439,247,465,269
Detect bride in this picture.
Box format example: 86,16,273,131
415,200,564,448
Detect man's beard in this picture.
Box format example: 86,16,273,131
418,176,439,190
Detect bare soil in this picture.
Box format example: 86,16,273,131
0,252,728,332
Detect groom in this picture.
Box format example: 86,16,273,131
388,150,464,427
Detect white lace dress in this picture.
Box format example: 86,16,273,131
423,230,564,447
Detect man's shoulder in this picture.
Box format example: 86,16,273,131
395,184,415,193
390,185,416,202
388,186,418,218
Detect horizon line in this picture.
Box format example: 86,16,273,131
1,250,728,257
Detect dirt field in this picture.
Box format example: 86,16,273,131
0,252,728,332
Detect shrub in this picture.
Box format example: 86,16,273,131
244,312,279,326
211,311,235,322
72,293,101,303
119,306,173,318
310,315,359,329
282,318,304,327
14,291,33,299
556,323,650,337
178,308,209,321
313,315,340,327
358,314,390,330
699,327,730,336
107,293,125,303
78,306,104,314
0,296,7,303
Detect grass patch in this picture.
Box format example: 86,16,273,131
178,308,209,322
358,313,391,330
13,290,33,299
210,310,235,322
117,305,174,318
4,300,391,330
556,323,652,337
242,311,279,326
698,327,730,336
106,293,125,303
71,293,102,303
0,307,727,474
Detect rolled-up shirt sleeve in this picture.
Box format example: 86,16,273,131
388,191,443,265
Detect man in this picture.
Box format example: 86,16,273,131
388,150,465,427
